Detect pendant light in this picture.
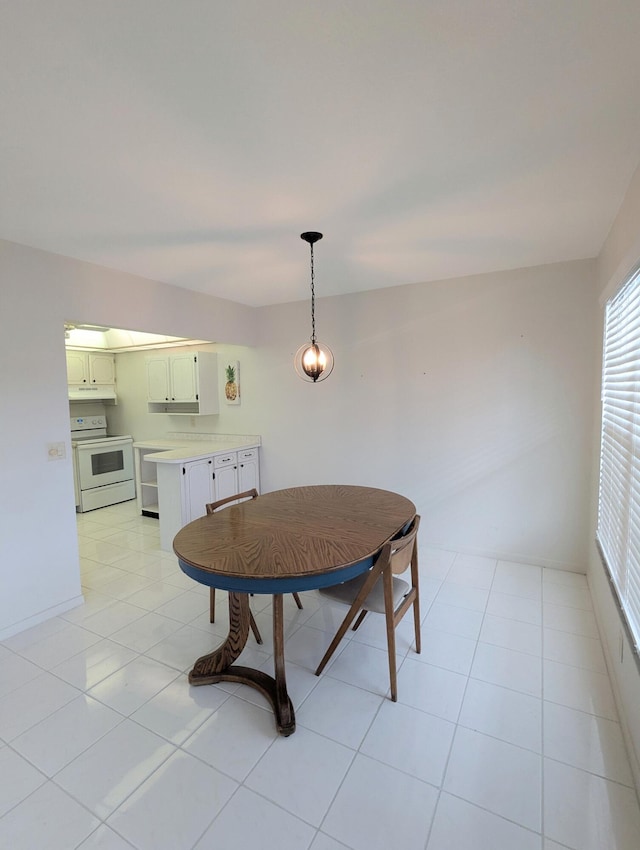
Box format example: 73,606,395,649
294,231,334,383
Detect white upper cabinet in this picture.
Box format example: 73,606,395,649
145,351,219,415
66,350,115,385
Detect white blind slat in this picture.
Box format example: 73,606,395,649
598,264,640,649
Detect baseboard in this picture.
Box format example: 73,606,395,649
422,541,585,574
0,594,86,641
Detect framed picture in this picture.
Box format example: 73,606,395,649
223,360,240,404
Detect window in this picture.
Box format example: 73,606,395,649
598,265,640,651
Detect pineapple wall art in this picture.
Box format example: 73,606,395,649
224,360,240,404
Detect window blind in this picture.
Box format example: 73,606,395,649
598,265,640,651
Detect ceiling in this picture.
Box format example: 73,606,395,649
2,2,640,307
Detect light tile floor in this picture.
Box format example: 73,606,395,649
1,500,639,849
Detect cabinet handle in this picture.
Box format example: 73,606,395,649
240,464,244,468
182,467,185,475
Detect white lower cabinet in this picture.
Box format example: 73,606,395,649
155,448,260,551
237,448,259,492
182,457,215,524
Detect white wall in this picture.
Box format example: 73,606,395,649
589,161,640,787
0,239,256,638
0,238,598,642
110,259,598,577
255,259,597,570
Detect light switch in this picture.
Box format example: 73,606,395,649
47,442,66,461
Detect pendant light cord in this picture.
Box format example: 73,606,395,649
309,243,316,345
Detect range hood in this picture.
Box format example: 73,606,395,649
68,385,118,402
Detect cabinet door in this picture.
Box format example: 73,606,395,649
88,352,115,384
214,458,239,502
182,458,214,524
146,356,171,402
66,351,89,384
238,449,260,493
170,354,198,402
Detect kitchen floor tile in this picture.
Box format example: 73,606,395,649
2,616,70,652
11,694,123,776
421,546,457,580
544,758,640,850
479,613,542,656
543,701,634,786
435,581,489,612
360,700,455,785
194,786,315,850
107,750,237,850
245,725,354,827
54,719,175,818
121,581,188,612
486,590,542,625
445,553,496,589
542,602,599,638
130,674,229,745
471,641,542,697
422,600,485,640
296,675,383,749
285,622,351,671
322,639,402,698
0,651,43,700
18,622,102,668
87,655,179,715
417,626,477,674
443,726,542,832
542,628,607,673
0,780,100,850
426,792,542,850
51,638,138,690
543,659,618,720
0,746,47,818
0,671,80,741
144,623,247,672
82,600,148,637
183,695,277,781
109,611,183,653
77,824,137,849
396,656,468,721
458,677,542,752
322,753,438,850
543,582,593,611
154,589,209,623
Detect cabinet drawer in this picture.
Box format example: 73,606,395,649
237,448,257,462
214,452,237,468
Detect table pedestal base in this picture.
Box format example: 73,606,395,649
188,591,296,736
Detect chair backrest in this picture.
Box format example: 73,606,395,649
382,514,420,575
205,488,258,515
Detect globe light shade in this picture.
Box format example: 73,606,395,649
294,341,334,383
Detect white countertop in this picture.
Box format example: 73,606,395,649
133,436,260,464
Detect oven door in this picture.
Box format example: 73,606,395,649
76,438,134,491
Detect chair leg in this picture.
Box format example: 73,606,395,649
249,609,263,644
412,595,421,654
209,587,216,624
315,563,384,676
352,609,368,631
382,570,398,701
292,592,303,610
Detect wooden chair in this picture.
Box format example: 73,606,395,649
205,489,303,644
314,514,421,701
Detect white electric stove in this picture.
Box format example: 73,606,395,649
70,416,135,512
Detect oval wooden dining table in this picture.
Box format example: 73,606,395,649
173,484,416,735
